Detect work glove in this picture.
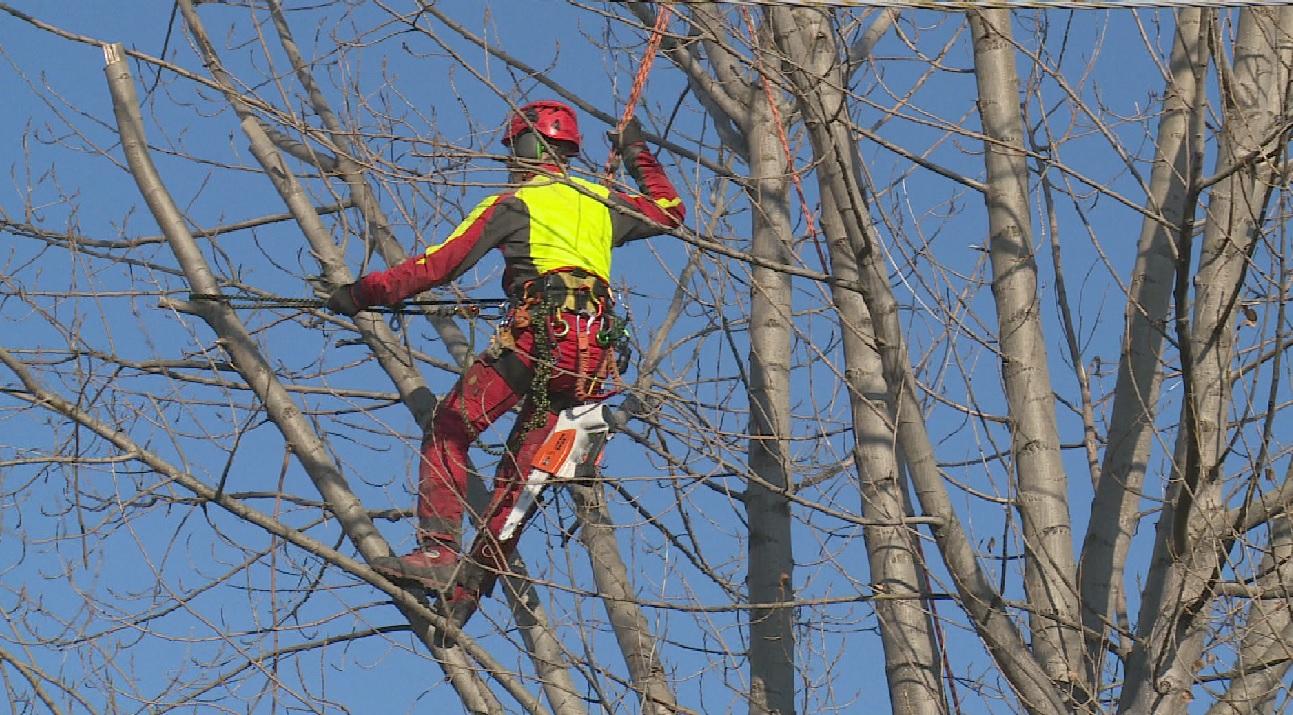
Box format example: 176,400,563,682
607,117,647,161
325,282,361,317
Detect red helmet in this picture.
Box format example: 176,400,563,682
502,100,582,153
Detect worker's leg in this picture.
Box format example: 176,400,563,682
417,358,524,533
480,401,559,546
479,315,610,547
373,357,522,589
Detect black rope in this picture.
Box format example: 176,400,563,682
187,292,507,319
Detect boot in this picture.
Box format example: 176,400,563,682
372,519,460,591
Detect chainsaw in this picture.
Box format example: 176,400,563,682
437,402,612,631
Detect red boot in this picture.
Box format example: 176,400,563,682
372,522,459,591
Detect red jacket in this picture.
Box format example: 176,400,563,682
354,148,684,306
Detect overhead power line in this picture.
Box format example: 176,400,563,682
653,0,1293,10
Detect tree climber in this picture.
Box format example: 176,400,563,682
326,100,686,590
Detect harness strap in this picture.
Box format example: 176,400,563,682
512,268,612,316
492,269,628,415
492,314,626,404
491,349,534,395
575,320,591,400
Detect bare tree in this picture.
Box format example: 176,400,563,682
4,2,1293,714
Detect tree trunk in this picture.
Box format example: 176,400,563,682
768,8,945,714
744,95,798,715
503,559,589,715
1077,6,1208,686
1120,8,1293,713
617,7,797,711
572,482,680,715
756,8,1069,705
968,9,1083,702
845,187,1066,715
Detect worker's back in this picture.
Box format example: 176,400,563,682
497,174,615,294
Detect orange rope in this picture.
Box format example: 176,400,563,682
740,6,827,270
606,4,672,179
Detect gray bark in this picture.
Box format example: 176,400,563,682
828,190,947,715
103,42,513,714
767,8,945,715
1205,514,1293,715
968,9,1083,700
503,559,588,715
846,191,1066,715
758,15,1068,710
743,30,798,715
1120,8,1293,713
1077,6,1208,686
572,482,680,715
651,7,796,712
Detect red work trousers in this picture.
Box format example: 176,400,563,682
416,313,610,546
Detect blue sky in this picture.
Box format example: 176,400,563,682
4,2,1285,713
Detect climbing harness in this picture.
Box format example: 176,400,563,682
440,402,613,630
450,267,627,459
503,269,626,424
188,291,507,319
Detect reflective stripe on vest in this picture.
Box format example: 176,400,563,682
416,194,504,265
514,176,613,281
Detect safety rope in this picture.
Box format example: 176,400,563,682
605,3,673,179
740,7,830,272
188,292,506,319
521,292,559,437
655,0,1285,9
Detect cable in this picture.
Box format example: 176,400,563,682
629,0,1290,10
187,293,507,319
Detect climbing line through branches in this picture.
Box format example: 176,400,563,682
605,3,673,179
638,0,1291,10
740,6,830,272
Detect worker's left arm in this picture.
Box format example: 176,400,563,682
340,192,523,310
607,120,686,246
